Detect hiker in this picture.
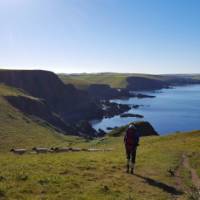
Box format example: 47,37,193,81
124,124,140,174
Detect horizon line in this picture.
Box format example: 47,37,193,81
0,67,200,75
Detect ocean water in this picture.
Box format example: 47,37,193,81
92,85,200,135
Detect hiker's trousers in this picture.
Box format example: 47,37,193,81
125,147,137,164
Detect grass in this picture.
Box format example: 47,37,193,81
59,73,200,90
0,131,200,199
189,152,200,177
0,83,200,199
59,73,129,89
59,73,167,89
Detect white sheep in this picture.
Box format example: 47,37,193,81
52,147,71,153
87,148,102,152
70,147,82,152
10,148,27,155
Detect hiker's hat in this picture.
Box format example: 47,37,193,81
129,124,136,130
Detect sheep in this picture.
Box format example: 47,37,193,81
52,147,71,153
82,148,88,151
70,147,82,152
10,148,27,155
32,147,49,153
87,148,102,152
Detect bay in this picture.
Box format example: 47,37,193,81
92,85,200,135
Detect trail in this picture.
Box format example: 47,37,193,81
175,153,200,200
182,154,200,189
175,155,184,191
174,155,187,200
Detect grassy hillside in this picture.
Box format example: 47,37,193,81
59,73,166,89
0,84,84,151
59,73,200,90
0,82,200,200
0,128,200,199
192,75,200,80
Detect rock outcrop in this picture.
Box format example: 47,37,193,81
120,113,144,118
133,121,158,136
127,77,168,91
0,70,102,123
101,101,131,118
5,95,75,134
87,84,130,100
0,70,103,136
109,121,158,137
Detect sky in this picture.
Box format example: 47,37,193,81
0,0,200,74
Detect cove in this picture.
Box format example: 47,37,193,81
92,85,200,135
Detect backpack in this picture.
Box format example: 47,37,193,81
124,128,139,147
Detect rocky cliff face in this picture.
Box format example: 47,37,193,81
87,84,118,99
127,77,168,91
5,95,75,134
133,121,158,136
0,70,103,136
0,70,102,123
126,76,200,91
87,84,130,100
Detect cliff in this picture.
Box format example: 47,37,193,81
60,73,200,91
0,70,104,136
133,121,159,136
127,77,168,91
0,70,102,123
5,95,75,134
87,84,130,100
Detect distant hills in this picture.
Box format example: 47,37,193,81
59,73,200,100
59,72,200,90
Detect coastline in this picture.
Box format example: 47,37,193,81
92,84,200,135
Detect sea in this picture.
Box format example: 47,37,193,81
92,84,200,135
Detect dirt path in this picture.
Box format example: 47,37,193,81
174,155,187,200
182,154,200,189
174,153,200,200
175,155,185,191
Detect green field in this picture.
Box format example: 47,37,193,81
192,75,200,80
59,73,200,90
59,73,166,89
0,131,200,200
0,83,200,200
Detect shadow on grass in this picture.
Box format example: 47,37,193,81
134,173,183,195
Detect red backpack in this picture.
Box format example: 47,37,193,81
125,128,137,147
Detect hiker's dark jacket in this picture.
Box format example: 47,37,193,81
124,128,140,151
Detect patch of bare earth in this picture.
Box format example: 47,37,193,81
175,154,200,200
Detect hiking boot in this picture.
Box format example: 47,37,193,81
130,164,135,174
130,168,134,174
126,165,129,173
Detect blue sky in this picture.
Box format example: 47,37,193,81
0,0,200,74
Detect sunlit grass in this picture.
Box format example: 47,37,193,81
0,83,200,199
0,131,199,199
